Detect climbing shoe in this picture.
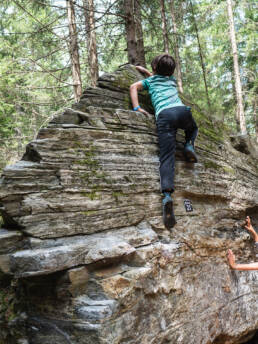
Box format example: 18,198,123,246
184,142,198,163
162,194,176,229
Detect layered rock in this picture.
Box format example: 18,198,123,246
0,65,257,344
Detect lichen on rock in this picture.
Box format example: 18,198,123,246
0,65,257,344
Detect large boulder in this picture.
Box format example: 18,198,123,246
0,65,257,344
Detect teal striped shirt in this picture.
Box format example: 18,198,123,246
141,75,184,119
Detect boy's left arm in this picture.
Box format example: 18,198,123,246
130,81,150,116
135,66,152,76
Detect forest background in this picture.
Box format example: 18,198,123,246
0,0,257,171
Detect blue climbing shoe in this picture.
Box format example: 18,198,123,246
184,143,198,163
162,194,176,229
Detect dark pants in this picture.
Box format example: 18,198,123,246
156,106,198,193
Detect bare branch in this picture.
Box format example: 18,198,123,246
14,85,72,90
73,0,126,21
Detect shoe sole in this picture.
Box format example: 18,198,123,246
163,200,176,229
184,150,198,163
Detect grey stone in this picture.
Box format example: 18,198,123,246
0,229,24,254
0,64,257,344
0,222,157,277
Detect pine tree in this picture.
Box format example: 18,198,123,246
160,0,169,53
189,0,211,111
169,0,183,93
226,0,246,134
66,0,82,101
135,0,146,67
83,0,99,87
124,0,138,64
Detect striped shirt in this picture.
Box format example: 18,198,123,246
141,74,184,119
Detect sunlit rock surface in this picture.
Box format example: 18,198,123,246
0,65,257,344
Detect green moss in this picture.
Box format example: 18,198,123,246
81,210,97,216
104,177,112,184
222,166,236,175
75,158,99,168
203,161,236,175
112,191,125,202
73,142,102,186
82,150,96,158
81,191,99,200
123,94,130,109
95,172,104,178
204,161,221,170
79,172,91,183
189,107,225,143
129,183,137,190
191,108,211,126
0,287,16,322
114,69,137,90
199,126,224,143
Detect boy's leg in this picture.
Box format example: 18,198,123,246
184,117,198,146
157,120,177,193
156,112,177,229
183,113,198,162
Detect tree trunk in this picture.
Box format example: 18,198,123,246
66,0,82,102
169,0,183,93
253,98,258,142
226,0,247,134
160,0,169,54
83,0,99,87
124,0,137,65
135,0,146,67
189,0,211,111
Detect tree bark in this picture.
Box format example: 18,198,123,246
66,0,82,102
135,0,146,67
124,0,138,65
253,98,258,142
169,0,183,93
189,0,211,111
160,0,169,54
83,0,99,87
226,0,247,134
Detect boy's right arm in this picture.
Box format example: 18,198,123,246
130,81,150,116
227,249,258,271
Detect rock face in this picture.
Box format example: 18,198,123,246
0,65,258,344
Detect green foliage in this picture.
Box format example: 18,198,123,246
0,286,16,322
0,0,72,168
0,0,256,170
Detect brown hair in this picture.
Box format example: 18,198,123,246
151,54,176,76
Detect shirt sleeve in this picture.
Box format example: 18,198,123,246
141,78,150,90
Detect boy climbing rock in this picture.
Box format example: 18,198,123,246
130,54,198,229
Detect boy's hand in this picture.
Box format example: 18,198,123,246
135,66,146,73
245,216,255,234
137,108,150,116
227,249,236,269
245,216,258,241
135,66,152,76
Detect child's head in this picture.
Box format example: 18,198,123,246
151,54,176,76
